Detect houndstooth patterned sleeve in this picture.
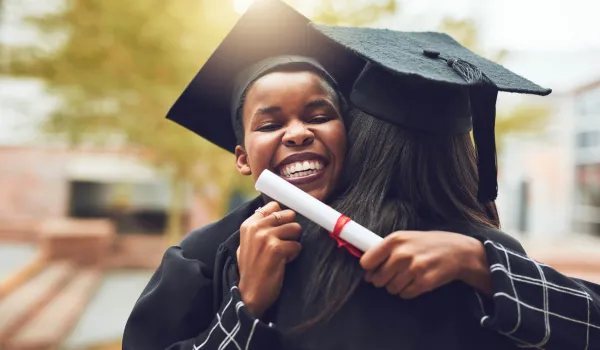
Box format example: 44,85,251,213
472,239,600,350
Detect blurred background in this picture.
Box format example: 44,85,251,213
0,0,599,348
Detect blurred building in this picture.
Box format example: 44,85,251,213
0,78,215,349
572,80,600,235
0,77,212,243
497,51,600,240
0,146,206,240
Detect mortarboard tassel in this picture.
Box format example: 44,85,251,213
446,58,499,202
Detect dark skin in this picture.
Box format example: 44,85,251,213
237,201,301,317
360,231,493,299
234,71,346,317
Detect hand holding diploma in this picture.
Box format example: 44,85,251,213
255,170,492,299
237,201,302,317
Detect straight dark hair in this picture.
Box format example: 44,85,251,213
293,107,500,331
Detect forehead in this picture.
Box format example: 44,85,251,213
245,71,334,103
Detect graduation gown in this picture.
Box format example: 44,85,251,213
122,197,600,350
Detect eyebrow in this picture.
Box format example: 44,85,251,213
304,98,334,110
253,105,282,118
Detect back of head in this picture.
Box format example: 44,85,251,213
296,106,500,332
338,107,500,234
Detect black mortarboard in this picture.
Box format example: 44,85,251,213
166,0,363,153
310,24,552,202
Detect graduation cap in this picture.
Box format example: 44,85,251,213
166,0,364,153
309,24,552,202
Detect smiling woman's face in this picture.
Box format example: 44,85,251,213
234,71,347,202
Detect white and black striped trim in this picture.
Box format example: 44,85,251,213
193,286,279,350
474,239,600,350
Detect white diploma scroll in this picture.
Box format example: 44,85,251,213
255,169,383,253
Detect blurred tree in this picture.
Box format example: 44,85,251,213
438,18,550,152
438,18,507,62
5,0,395,244
298,0,396,26
5,0,241,245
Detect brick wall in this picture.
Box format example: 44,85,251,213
0,147,69,220
39,218,116,266
0,147,69,241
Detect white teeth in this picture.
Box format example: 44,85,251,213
279,160,325,177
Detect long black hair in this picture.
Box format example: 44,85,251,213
293,107,500,331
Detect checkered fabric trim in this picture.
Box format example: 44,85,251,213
193,286,276,350
475,240,600,350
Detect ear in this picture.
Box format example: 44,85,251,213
235,145,252,176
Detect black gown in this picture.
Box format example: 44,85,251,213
123,197,600,350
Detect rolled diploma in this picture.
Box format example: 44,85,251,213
255,169,383,252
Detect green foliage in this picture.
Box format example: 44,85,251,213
8,0,246,243
298,0,396,27
437,18,507,64
496,104,551,147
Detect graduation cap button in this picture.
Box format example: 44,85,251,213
423,49,440,58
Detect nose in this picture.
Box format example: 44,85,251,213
282,121,314,147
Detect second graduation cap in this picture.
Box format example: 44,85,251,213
310,24,552,202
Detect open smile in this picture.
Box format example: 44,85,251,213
275,152,328,185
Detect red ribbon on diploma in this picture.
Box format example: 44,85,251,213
329,215,363,258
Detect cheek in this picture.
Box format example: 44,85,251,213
245,134,280,172
323,123,348,161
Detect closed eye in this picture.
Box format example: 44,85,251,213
256,123,281,132
308,116,332,124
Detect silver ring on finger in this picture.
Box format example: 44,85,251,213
255,207,267,217
272,211,282,224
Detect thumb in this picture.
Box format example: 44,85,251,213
236,246,240,261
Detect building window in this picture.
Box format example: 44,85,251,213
576,86,600,116
576,164,600,205
575,164,600,236
576,131,599,148
68,180,185,235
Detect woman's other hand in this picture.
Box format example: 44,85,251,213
237,201,302,317
360,230,492,299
